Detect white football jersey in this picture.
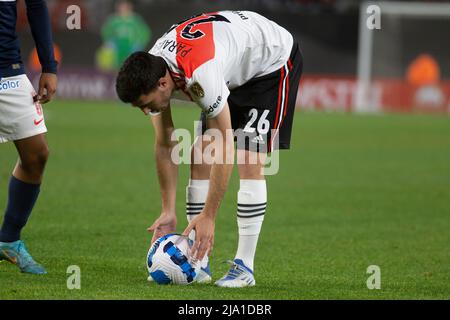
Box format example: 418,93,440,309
149,10,293,118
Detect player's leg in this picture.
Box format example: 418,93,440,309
216,41,303,288
214,150,264,288
1,133,49,238
187,133,212,241
0,134,49,274
12,133,49,183
235,150,266,272
0,75,49,274
186,115,212,239
186,119,213,282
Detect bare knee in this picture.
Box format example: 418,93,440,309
20,145,50,176
237,150,266,180
190,163,211,180
190,136,212,180
238,163,265,180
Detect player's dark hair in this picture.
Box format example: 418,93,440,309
115,52,167,103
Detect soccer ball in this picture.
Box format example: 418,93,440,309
146,233,203,285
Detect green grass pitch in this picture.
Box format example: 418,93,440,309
0,100,449,299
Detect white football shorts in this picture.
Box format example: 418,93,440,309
0,74,47,143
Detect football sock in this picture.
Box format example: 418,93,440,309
0,176,41,242
235,179,267,271
186,179,209,267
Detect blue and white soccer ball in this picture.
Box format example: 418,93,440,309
146,233,204,285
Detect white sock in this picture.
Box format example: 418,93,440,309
235,179,266,271
186,179,209,268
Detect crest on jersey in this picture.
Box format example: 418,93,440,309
190,82,205,98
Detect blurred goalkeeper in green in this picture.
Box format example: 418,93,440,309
99,0,151,70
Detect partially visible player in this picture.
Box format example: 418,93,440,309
0,0,58,274
116,11,302,287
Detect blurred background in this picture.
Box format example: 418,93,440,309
16,0,450,113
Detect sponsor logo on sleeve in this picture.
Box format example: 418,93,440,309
206,95,222,115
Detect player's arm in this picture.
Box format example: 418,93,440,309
183,104,234,260
25,0,58,103
203,104,234,217
147,105,179,243
181,60,233,259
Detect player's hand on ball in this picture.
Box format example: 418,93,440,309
148,213,177,244
182,213,215,261
38,73,57,104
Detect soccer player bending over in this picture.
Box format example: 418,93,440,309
116,11,302,287
0,0,58,274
